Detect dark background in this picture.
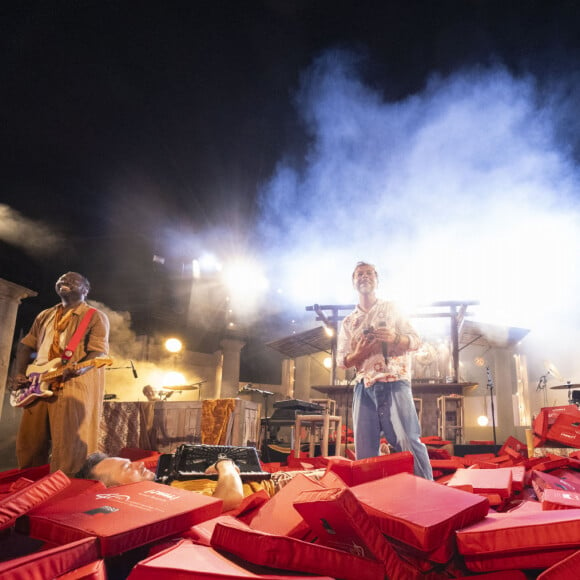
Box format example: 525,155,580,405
2,1,580,382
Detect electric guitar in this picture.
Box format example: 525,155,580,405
10,356,113,408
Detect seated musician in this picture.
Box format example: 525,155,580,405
76,452,245,512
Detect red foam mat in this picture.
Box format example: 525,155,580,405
56,559,106,579
0,465,50,485
210,517,385,580
292,487,391,560
446,467,513,498
532,469,580,500
352,472,488,554
537,548,580,579
127,539,335,579
326,451,414,486
293,486,432,579
182,514,239,546
463,548,577,573
542,488,580,510
456,508,580,557
26,480,222,556
246,473,323,538
0,470,71,531
0,536,99,580
461,571,529,579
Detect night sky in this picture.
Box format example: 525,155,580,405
3,1,580,382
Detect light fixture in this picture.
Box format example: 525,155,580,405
323,356,332,369
477,415,489,427
165,338,183,354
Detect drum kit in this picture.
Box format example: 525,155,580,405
550,381,580,405
546,362,580,405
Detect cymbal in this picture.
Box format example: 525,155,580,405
163,384,200,390
550,384,580,390
544,360,564,381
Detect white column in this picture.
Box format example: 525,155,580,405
294,355,312,402
211,350,224,400
281,358,295,398
0,279,38,418
219,337,246,399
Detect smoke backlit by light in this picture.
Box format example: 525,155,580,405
255,51,580,382
222,257,269,317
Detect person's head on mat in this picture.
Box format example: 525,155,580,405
75,452,155,486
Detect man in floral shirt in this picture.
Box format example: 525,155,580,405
337,261,432,480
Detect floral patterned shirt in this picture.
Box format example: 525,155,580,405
337,299,420,387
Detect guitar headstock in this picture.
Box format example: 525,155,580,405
89,357,113,368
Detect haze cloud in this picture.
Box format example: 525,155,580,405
256,50,580,381
0,205,64,256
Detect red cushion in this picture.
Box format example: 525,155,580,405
430,458,464,472
446,570,527,579
463,548,578,574
456,508,580,556
292,486,426,578
542,489,580,510
499,436,528,459
534,456,571,472
0,537,99,579
446,467,513,499
0,470,70,531
0,464,50,484
537,548,580,579
352,472,488,553
327,452,414,487
56,559,106,579
318,469,349,490
547,413,580,447
210,518,385,580
247,473,323,539
534,405,580,439
532,469,580,500
26,480,222,557
127,538,336,579
292,487,392,560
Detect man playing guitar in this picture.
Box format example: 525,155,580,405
8,272,110,476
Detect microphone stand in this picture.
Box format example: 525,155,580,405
240,385,275,462
239,385,274,418
537,374,548,407
486,367,497,446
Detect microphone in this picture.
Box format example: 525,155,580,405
130,360,138,379
378,322,388,363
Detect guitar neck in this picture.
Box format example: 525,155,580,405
41,359,106,383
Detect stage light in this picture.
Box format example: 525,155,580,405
163,371,186,387
477,415,489,427
165,337,183,354
199,253,221,272
192,259,201,279
323,357,332,369
222,257,269,314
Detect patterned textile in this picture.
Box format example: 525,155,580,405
202,398,236,445
171,477,269,498
269,469,326,494
337,298,420,387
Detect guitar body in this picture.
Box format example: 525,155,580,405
10,356,113,408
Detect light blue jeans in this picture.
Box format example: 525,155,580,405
352,379,433,480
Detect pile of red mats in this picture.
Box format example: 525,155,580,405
3,432,580,579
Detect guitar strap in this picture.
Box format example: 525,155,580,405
61,308,97,365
